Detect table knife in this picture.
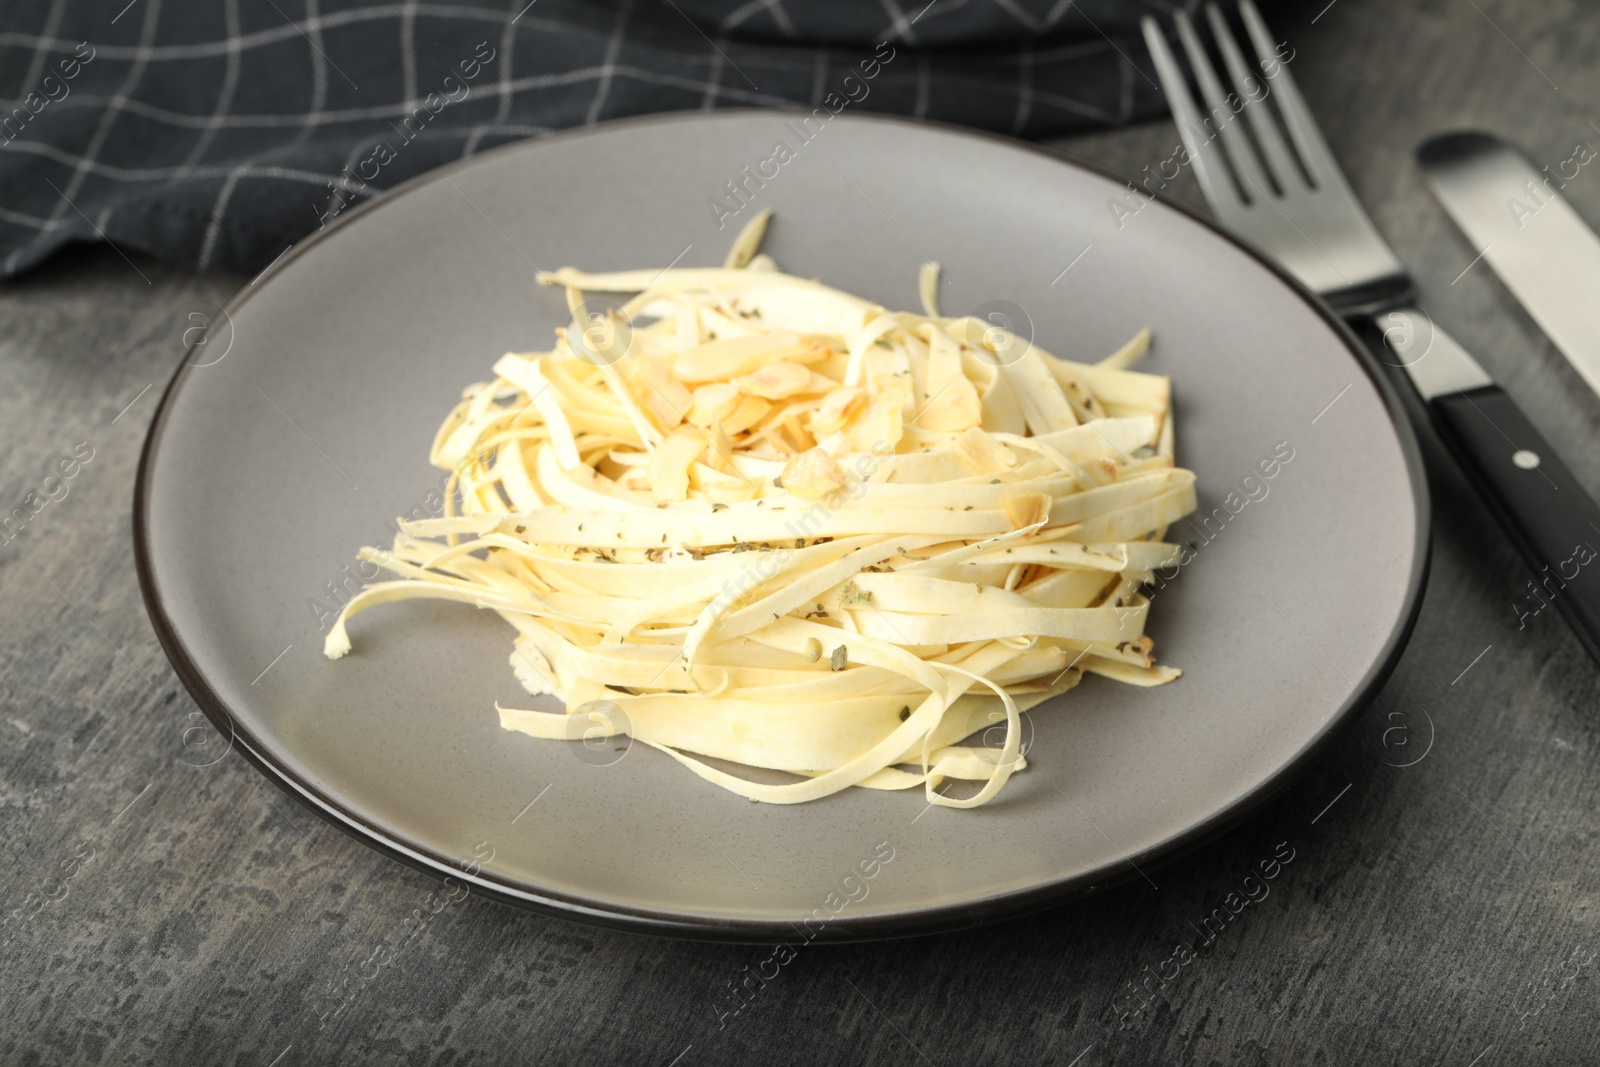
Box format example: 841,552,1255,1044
1412,131,1600,658
1417,130,1600,399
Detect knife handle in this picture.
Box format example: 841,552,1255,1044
1430,384,1600,664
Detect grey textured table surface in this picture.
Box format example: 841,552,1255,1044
5,1,1600,1064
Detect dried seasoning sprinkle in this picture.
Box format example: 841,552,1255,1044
323,209,1194,809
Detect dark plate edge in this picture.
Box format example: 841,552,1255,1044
131,108,1432,944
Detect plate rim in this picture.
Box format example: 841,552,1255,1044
133,108,1431,943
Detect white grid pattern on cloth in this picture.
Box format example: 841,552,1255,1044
876,0,920,45
699,38,725,110
400,0,418,101
0,140,397,185
0,6,585,60
2,63,800,134
719,0,796,38
1010,40,1033,134
290,0,333,144
177,0,242,171
0,0,1169,278
198,162,250,268
993,0,1046,33
585,0,636,125
458,0,522,157
5,0,165,273
14,0,70,97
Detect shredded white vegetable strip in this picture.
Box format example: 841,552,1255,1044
325,210,1197,808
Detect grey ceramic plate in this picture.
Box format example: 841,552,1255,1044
135,111,1427,942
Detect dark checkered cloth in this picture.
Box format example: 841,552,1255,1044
0,0,1179,278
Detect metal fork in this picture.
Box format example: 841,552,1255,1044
1142,1,1489,400
1141,1,1600,666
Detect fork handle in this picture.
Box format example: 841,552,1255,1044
1429,384,1600,664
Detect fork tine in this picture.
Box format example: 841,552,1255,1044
1172,10,1274,203
1205,3,1301,193
1139,16,1240,213
1238,0,1340,186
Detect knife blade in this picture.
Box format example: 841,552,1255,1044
1417,130,1600,399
